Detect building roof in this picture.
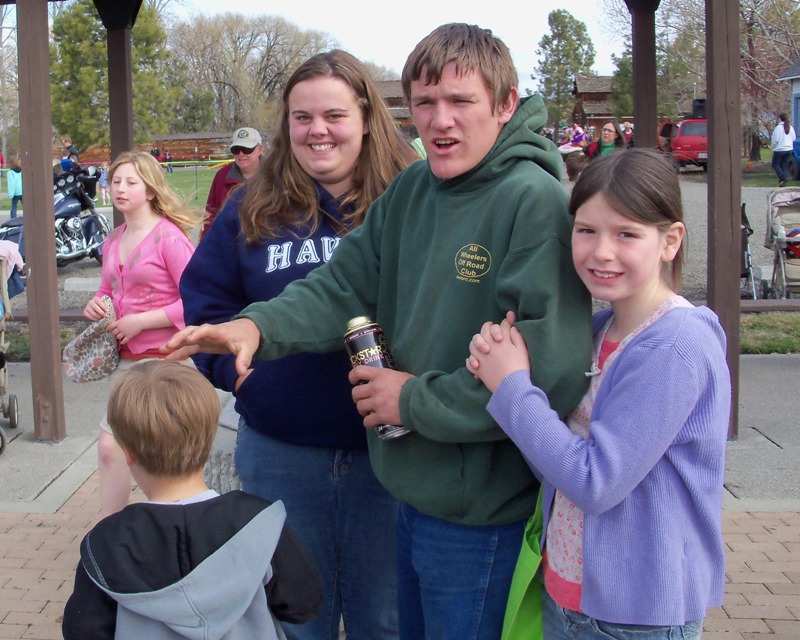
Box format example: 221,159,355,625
388,107,411,120
376,80,404,100
579,100,615,117
778,57,800,82
574,75,613,93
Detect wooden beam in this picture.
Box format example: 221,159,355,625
16,0,66,441
706,0,742,439
107,28,134,227
628,5,658,149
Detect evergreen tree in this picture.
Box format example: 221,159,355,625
533,9,596,128
50,0,177,152
611,37,633,120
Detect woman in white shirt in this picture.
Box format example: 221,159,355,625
771,112,796,187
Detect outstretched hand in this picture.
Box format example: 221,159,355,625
162,318,261,377
466,311,530,392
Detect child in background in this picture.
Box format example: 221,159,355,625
6,156,22,218
62,361,323,639
83,151,202,517
467,148,730,639
98,162,110,205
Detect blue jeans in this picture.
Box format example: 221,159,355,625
396,502,524,640
542,589,703,640
9,195,21,218
235,423,399,640
772,150,792,181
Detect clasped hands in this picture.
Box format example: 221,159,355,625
466,311,530,393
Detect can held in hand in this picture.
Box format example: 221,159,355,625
344,316,410,440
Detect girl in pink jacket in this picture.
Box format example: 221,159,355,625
83,151,202,517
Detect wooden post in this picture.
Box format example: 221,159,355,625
625,0,659,149
16,0,66,441
106,28,134,228
706,0,741,439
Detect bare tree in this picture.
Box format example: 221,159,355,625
167,12,336,132
600,0,800,157
740,0,800,159
0,6,18,162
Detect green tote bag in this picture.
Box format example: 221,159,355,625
501,489,544,640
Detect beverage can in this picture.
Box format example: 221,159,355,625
344,316,410,440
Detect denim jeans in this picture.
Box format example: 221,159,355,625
542,589,703,640
9,195,21,219
235,423,399,640
772,150,792,182
396,502,524,640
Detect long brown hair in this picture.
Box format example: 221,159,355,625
780,112,791,135
239,50,417,243
108,151,203,236
569,149,685,290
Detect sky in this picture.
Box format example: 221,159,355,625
171,0,624,95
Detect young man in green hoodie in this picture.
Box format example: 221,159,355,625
168,23,591,639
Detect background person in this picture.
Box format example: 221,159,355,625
62,361,324,640
621,121,634,145
771,112,796,187
202,127,263,238
168,23,591,640
98,162,110,205
85,151,202,518
585,119,626,159
180,50,417,640
62,136,79,160
468,149,729,640
6,156,22,218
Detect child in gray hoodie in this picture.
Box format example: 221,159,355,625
62,361,322,640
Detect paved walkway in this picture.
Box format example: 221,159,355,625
1,354,799,638
0,479,797,639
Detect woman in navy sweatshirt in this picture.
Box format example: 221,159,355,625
180,50,417,640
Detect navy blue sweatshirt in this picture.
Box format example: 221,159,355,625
180,187,366,449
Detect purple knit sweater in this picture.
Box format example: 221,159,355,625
487,305,730,626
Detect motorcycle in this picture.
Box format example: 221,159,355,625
0,166,111,268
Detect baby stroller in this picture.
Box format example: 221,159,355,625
740,204,766,299
763,187,800,299
0,242,24,456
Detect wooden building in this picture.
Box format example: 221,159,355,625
375,80,416,139
571,75,632,138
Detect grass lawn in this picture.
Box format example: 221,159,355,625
679,149,791,187
165,164,221,204
740,311,800,354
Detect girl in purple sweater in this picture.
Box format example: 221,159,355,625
84,151,202,517
468,149,730,639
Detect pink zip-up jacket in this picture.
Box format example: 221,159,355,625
96,218,194,355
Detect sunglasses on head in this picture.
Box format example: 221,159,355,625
231,146,256,155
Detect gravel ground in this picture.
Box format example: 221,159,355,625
682,174,775,301
12,255,101,316
4,176,780,314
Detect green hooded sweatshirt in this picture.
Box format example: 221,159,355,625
240,94,591,525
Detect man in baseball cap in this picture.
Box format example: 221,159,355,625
203,127,264,237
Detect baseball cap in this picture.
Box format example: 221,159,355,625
230,127,262,150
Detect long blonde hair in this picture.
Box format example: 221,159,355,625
239,50,417,243
108,151,202,236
